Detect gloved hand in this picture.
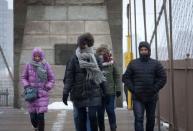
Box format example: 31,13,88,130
116,91,121,97
100,82,107,96
62,94,68,105
24,85,30,89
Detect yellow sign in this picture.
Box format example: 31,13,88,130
123,36,133,109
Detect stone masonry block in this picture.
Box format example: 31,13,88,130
47,6,67,20
50,21,84,35
68,6,107,20
27,6,67,21
22,35,50,49
55,0,104,5
52,65,66,80
27,6,47,21
22,35,68,49
24,21,49,35
67,35,79,44
50,21,68,35
67,21,85,35
85,21,110,34
50,35,68,45
26,0,54,5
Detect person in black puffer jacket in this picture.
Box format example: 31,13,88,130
122,41,167,131
62,33,105,131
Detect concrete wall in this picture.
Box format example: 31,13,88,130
18,0,113,104
14,0,28,108
106,0,123,107
26,0,104,5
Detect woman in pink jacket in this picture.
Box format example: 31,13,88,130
21,47,55,131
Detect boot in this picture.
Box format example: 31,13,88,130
37,120,44,131
99,126,105,131
111,128,116,131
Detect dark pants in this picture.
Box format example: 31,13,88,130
73,105,91,131
97,95,117,131
30,113,44,131
133,99,157,131
76,106,98,131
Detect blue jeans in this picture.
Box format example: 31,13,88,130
73,105,97,131
97,95,117,131
73,105,91,131
133,99,157,131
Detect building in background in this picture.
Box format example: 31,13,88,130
0,0,14,106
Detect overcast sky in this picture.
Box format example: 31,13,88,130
7,0,13,9
122,0,161,53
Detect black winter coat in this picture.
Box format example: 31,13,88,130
63,54,102,107
122,58,167,102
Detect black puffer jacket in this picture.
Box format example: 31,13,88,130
122,58,167,102
63,54,102,107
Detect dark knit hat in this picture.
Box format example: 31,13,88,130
138,41,151,52
77,33,94,47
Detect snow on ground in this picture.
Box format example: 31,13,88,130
48,101,128,110
123,101,128,108
162,122,169,128
48,101,73,110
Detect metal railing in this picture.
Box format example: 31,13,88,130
0,45,14,81
0,89,9,106
0,45,13,107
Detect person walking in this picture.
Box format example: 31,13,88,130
62,33,105,131
96,46,122,131
122,41,167,131
63,60,91,131
21,47,55,131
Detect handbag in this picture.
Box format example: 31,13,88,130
24,86,38,102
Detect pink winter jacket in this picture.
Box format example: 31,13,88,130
21,48,55,113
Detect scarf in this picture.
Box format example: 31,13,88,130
30,60,47,82
102,60,114,66
75,47,106,85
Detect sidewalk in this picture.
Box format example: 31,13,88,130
0,107,168,131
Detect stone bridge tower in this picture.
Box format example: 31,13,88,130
14,0,122,108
